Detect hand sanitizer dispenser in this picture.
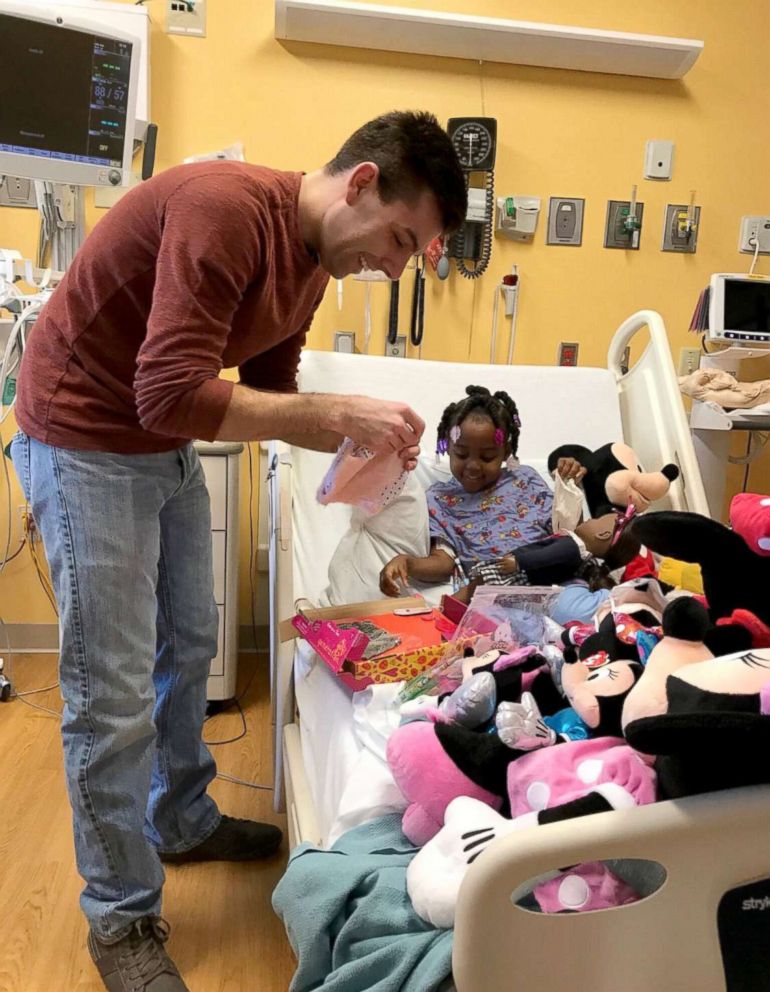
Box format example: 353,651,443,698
496,196,541,241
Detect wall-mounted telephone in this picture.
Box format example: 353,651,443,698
447,117,497,279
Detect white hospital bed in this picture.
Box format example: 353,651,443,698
264,311,770,991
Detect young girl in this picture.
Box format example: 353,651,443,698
380,385,583,596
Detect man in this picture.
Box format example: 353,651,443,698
11,110,466,991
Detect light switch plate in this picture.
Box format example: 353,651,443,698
167,0,206,36
547,197,584,246
644,140,674,180
334,331,356,354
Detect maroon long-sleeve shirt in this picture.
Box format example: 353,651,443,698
15,162,329,453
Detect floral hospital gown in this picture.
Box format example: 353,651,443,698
426,465,553,575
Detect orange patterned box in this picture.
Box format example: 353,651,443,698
279,597,461,690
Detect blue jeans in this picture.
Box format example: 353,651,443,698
11,432,221,939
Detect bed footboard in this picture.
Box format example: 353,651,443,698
453,784,770,991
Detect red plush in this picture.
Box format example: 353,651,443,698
730,493,770,556
716,609,770,648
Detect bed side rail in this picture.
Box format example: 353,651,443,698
607,309,709,516
267,440,296,812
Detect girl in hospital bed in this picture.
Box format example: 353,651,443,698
380,385,584,597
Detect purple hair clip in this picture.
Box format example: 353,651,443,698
494,428,505,446
436,438,449,455
449,425,461,444
514,414,521,429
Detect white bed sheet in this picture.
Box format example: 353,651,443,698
294,639,407,846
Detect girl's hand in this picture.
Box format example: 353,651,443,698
498,555,519,575
380,555,410,597
555,456,587,485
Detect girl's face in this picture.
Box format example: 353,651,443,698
449,414,510,493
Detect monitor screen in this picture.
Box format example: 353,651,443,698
0,13,132,169
724,279,770,336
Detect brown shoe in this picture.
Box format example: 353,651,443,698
159,815,282,864
88,916,189,991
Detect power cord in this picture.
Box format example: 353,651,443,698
748,234,761,277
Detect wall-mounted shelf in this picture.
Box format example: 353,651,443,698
275,0,703,79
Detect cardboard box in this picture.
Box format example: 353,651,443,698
281,596,462,690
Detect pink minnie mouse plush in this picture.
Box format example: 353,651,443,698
387,643,644,845
406,736,656,927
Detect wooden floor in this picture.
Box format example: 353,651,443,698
0,653,297,992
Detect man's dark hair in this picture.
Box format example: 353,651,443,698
325,110,467,235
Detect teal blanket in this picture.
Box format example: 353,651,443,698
272,814,453,992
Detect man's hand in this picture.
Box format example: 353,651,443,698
380,554,410,597
555,456,587,485
330,396,425,456
399,443,421,472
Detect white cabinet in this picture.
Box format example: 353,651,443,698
195,441,243,700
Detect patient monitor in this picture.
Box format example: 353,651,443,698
0,0,141,187
708,273,770,346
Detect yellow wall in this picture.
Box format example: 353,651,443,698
2,0,770,626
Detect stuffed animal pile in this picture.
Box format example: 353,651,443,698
382,482,770,929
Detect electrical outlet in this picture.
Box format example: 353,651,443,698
0,175,37,208
739,216,770,254
662,203,700,253
604,199,644,250
385,335,407,358
558,342,579,366
167,0,206,36
678,347,701,376
546,197,584,246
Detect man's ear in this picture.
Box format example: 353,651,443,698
345,162,379,205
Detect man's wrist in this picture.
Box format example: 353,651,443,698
316,394,343,434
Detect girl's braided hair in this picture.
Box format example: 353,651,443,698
436,385,521,456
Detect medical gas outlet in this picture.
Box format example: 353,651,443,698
604,187,644,250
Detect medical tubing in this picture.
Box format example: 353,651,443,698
388,279,400,344
410,260,425,347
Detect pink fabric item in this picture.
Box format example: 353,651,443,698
534,861,641,913
386,720,503,846
730,493,770,557
508,737,658,817
493,646,538,672
317,437,407,515
761,682,770,716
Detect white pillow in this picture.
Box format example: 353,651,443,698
323,471,431,606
